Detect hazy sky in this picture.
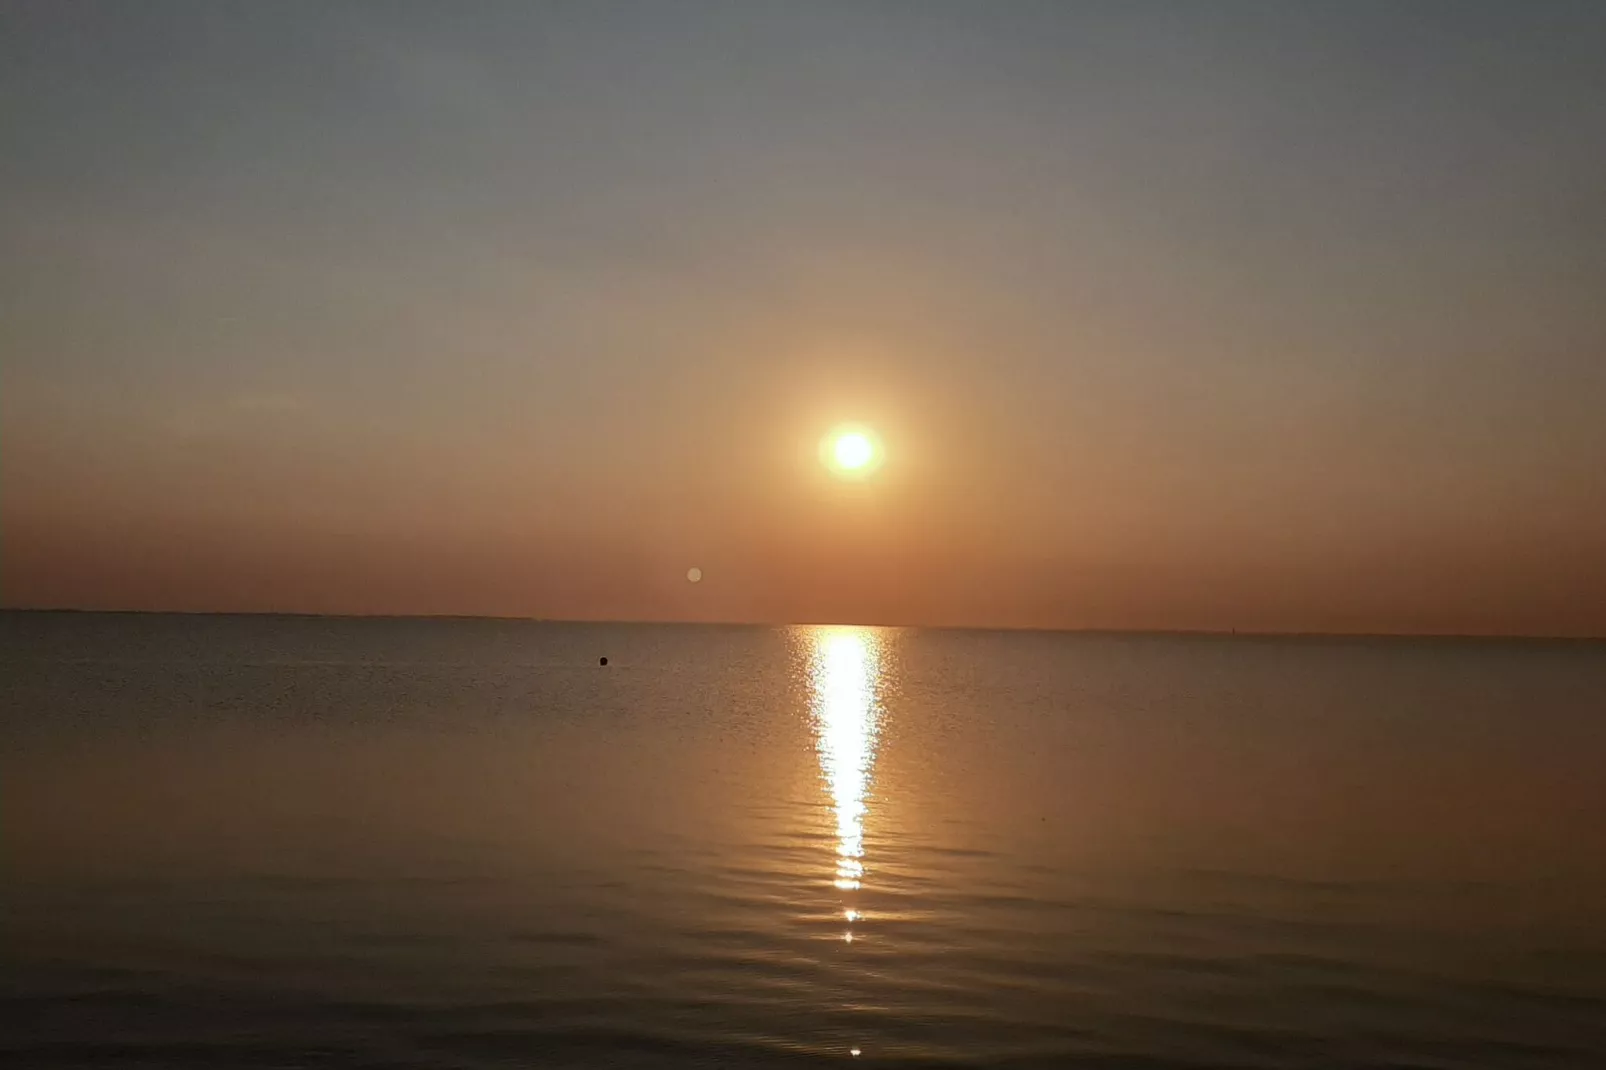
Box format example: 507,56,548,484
4,1,1604,634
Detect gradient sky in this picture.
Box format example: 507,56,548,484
4,1,1604,634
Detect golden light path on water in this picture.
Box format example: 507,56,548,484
803,626,886,1060
805,628,885,895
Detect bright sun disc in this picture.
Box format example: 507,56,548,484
834,433,873,469
820,425,883,479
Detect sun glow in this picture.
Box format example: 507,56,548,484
820,424,883,479
835,432,873,469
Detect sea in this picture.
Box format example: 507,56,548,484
4,611,1605,1068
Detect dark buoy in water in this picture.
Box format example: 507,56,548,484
599,656,608,666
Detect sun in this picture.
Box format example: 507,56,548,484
835,432,873,470
820,424,883,479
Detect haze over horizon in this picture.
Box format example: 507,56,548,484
5,2,1604,637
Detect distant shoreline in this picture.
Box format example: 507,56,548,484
2,606,1600,644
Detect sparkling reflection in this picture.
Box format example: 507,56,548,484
805,627,885,893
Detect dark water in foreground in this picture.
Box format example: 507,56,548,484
4,612,1605,1068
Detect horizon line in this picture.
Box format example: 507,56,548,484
2,606,1601,644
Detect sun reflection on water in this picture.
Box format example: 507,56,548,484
805,627,885,893
803,626,885,1061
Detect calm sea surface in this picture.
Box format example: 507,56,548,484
4,612,1605,1068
